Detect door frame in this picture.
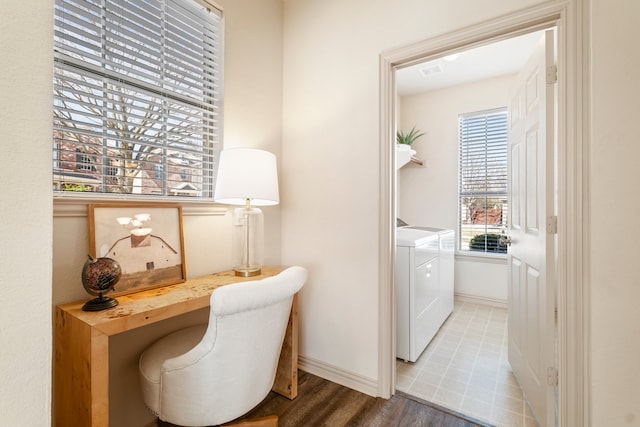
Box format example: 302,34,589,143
377,2,590,426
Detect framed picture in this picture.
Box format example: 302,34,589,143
88,203,186,295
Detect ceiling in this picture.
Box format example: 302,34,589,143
396,30,545,96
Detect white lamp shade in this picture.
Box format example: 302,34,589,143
214,148,280,206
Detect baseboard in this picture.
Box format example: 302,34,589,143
298,355,378,397
454,293,507,309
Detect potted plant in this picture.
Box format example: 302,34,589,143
396,126,425,146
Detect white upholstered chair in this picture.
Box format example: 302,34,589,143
139,266,307,427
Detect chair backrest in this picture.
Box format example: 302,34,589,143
158,266,307,425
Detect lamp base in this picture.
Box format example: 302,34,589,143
234,267,262,277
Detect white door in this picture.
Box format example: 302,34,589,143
508,29,556,427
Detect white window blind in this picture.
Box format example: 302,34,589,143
53,0,223,198
458,108,509,253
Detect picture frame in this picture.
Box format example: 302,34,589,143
88,203,186,296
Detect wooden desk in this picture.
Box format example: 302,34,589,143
54,267,297,427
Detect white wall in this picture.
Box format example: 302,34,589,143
454,256,508,305
398,75,515,304
589,0,640,425
50,1,284,425
398,74,515,230
0,1,53,425
281,0,543,393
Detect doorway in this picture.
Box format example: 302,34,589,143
390,27,557,427
379,6,588,427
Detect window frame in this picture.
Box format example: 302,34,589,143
457,107,509,256
52,0,224,201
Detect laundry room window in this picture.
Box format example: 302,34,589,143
53,0,223,199
458,108,509,254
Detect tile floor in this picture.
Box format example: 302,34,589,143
396,301,538,427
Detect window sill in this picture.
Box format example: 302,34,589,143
53,196,229,218
455,251,508,264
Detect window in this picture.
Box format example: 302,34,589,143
53,0,223,198
154,164,164,180
76,151,94,171
458,108,509,254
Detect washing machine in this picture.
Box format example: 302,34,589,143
396,224,454,362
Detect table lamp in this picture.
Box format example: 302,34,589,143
214,148,279,276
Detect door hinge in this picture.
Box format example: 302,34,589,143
547,367,558,386
547,216,558,234
546,64,558,84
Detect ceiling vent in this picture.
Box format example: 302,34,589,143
419,64,443,77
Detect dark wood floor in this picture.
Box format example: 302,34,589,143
159,370,493,427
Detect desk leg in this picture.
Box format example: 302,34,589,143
55,308,110,427
272,294,298,399
91,329,109,426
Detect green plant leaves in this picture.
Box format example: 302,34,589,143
396,126,425,145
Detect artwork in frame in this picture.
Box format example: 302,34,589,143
88,203,186,295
